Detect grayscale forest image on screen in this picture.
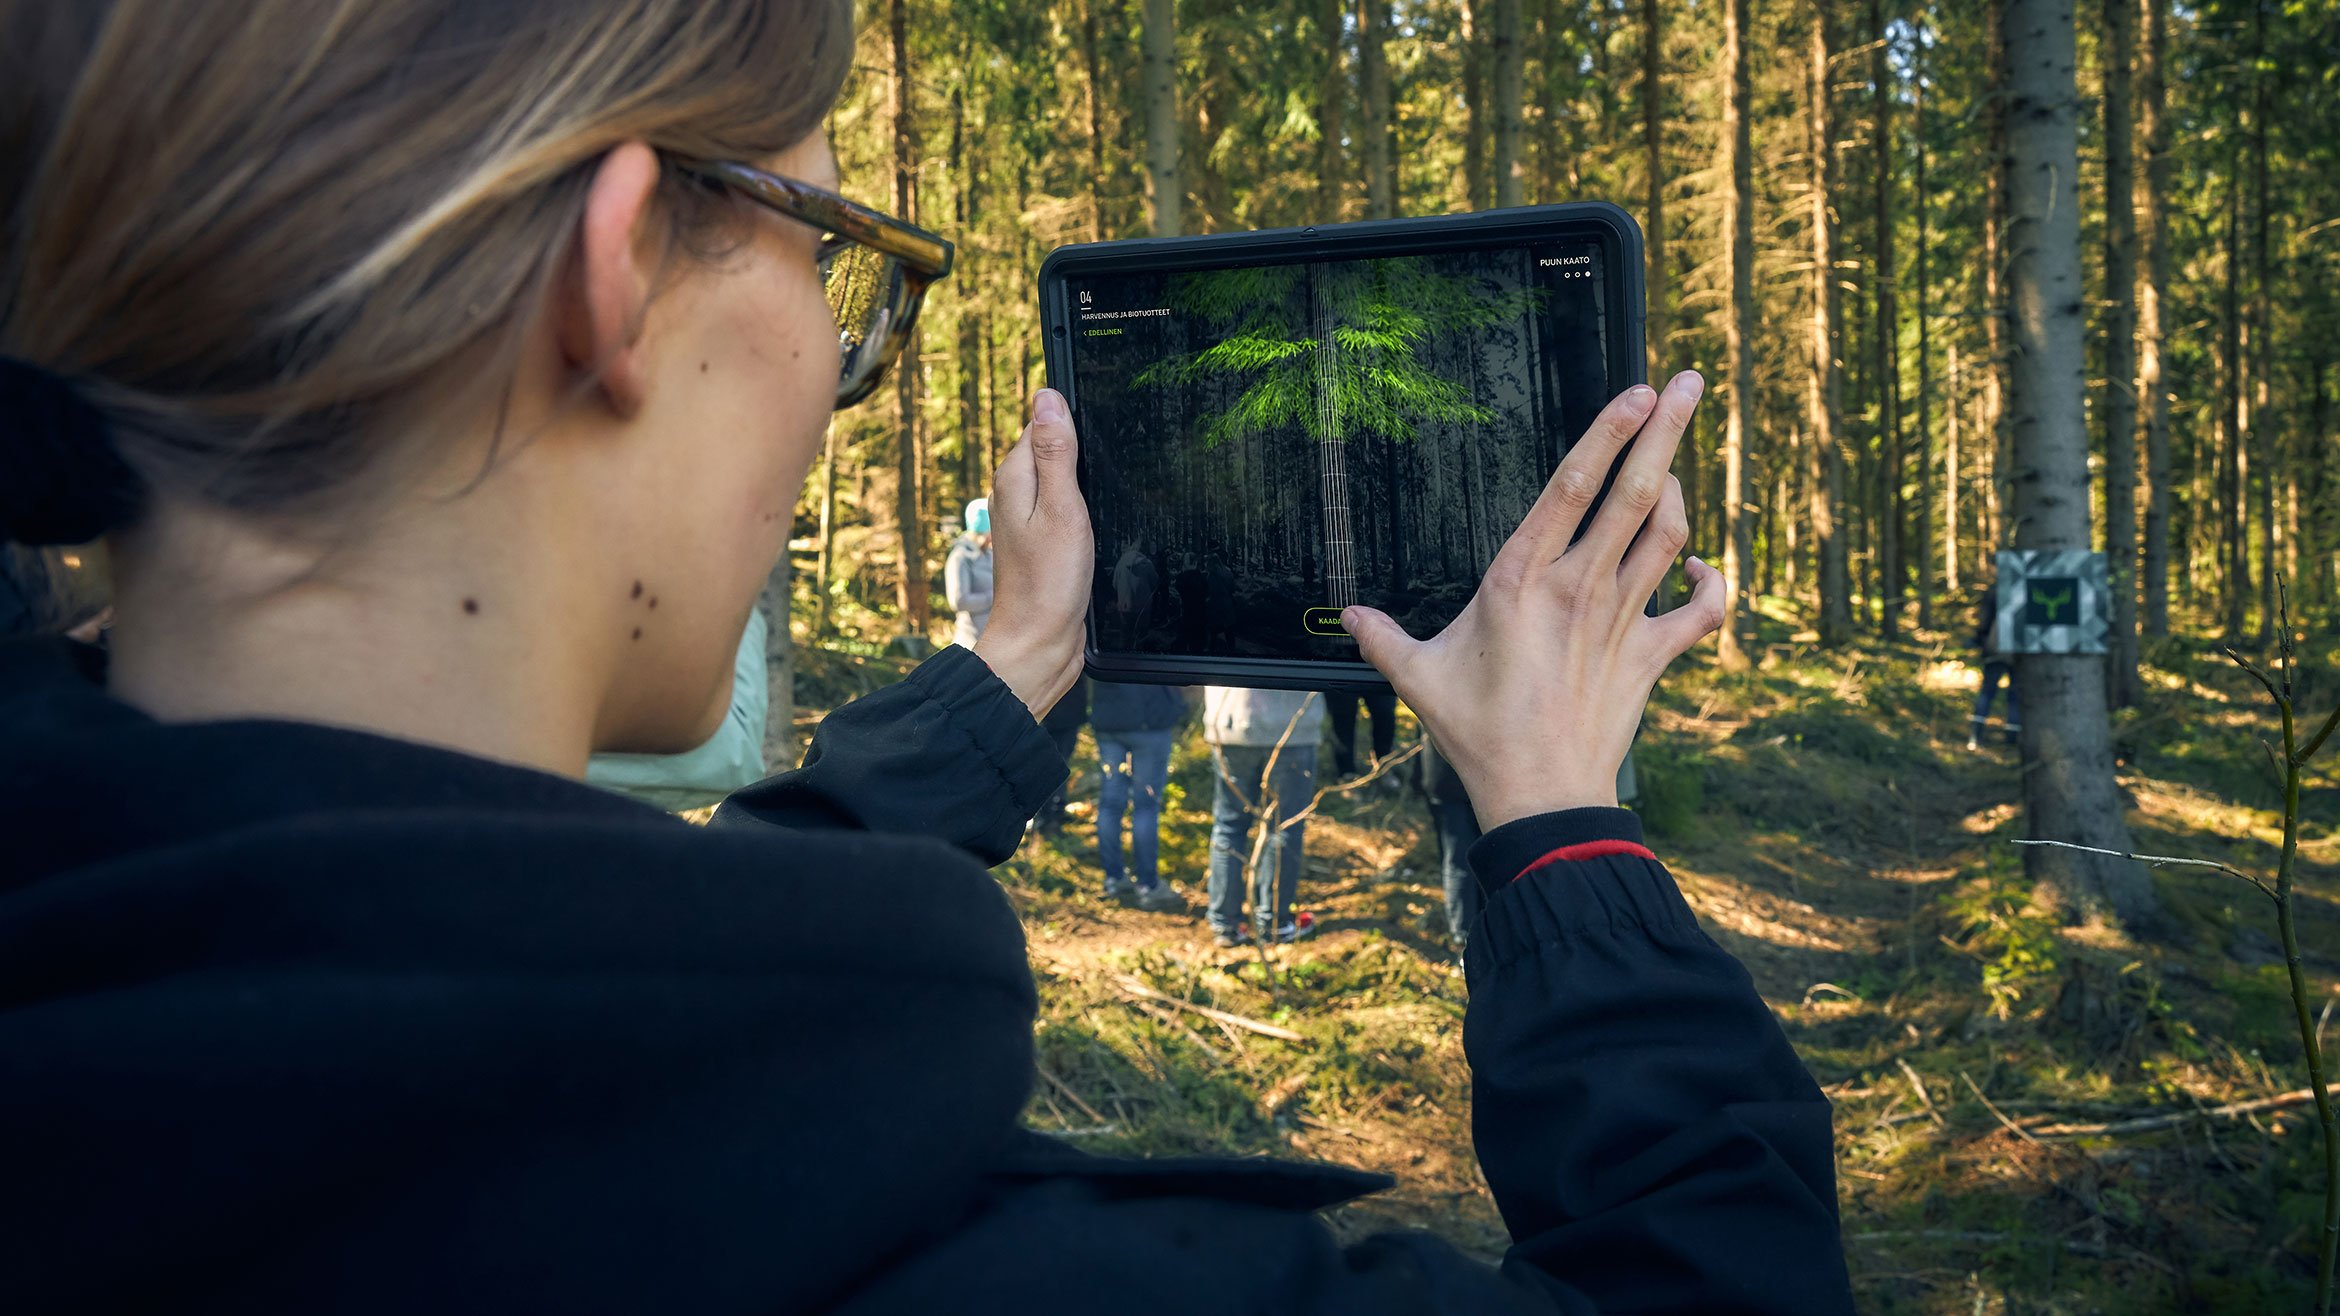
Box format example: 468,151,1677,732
1070,244,1613,664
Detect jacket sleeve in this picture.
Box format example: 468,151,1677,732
1458,808,1854,1316
710,645,1064,866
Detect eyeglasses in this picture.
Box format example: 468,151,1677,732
681,159,955,410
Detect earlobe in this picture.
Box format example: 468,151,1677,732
557,142,664,418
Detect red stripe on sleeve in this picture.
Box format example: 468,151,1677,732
1515,838,1659,881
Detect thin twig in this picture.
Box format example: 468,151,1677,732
1115,975,1307,1043
1898,1057,1947,1128
2009,839,2276,901
2030,1084,2340,1138
1960,1070,2043,1146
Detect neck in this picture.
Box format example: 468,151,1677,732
105,499,614,779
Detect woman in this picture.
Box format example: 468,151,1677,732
945,497,993,649
0,2,1852,1312
1088,678,1187,907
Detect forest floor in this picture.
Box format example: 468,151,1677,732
796,606,2340,1314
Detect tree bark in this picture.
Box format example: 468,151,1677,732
2100,0,2140,706
1083,0,1110,241
2221,182,2246,641
1983,0,2009,555
813,426,838,638
2137,0,2172,636
1810,3,1852,646
759,553,797,770
1144,0,1181,237
2002,0,2155,930
1870,0,1903,641
1462,0,1489,210
1493,0,1526,207
1718,0,1755,668
1359,0,1395,219
1914,51,1935,630
1947,339,1962,596
1642,0,1667,377
890,0,930,637
1318,0,1347,223
2249,0,2275,642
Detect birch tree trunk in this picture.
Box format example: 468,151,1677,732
1810,3,1852,647
1144,0,1181,237
2002,0,2155,930
1718,0,1755,668
2100,0,2140,707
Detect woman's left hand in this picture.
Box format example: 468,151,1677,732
974,389,1092,717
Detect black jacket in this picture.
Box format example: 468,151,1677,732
0,639,1852,1314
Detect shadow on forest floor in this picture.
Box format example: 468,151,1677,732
796,602,2340,1314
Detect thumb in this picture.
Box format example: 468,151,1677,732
1026,389,1080,508
1342,606,1422,686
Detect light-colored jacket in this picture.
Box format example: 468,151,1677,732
587,607,770,811
1202,687,1324,748
945,533,993,649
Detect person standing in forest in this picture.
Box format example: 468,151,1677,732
1088,679,1186,908
1417,734,1484,952
1202,685,1323,946
1027,673,1088,837
2,2,1853,1309
945,496,992,649
1325,688,1399,781
1969,576,2020,750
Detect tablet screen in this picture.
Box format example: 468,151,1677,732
1067,241,1615,666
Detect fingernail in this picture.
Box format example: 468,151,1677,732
1033,389,1068,424
1675,371,1705,399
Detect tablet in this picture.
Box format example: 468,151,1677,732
1040,205,1644,691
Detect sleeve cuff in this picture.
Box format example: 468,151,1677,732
1467,807,1648,887
910,645,1067,828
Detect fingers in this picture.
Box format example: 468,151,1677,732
1340,605,1424,690
1617,475,1689,603
1642,554,1728,664
1577,371,1703,563
1495,384,1659,570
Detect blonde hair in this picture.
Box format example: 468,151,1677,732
0,0,852,523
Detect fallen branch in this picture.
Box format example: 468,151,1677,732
2031,1083,2340,1139
2010,838,2276,902
1035,1061,1107,1125
1897,1057,1946,1127
1960,1070,2043,1147
1115,975,1307,1043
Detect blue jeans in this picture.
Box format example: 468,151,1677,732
1096,729,1174,887
1971,660,2021,738
1207,744,1316,934
1424,748,1484,947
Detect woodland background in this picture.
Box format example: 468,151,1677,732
772,1,2340,1309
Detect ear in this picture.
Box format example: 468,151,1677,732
556,142,664,418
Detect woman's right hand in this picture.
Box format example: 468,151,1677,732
974,389,1093,719
1341,372,1723,832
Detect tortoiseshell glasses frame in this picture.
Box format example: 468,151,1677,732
682,159,955,410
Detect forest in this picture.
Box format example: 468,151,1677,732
774,0,2340,1309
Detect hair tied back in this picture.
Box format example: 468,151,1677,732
0,359,144,546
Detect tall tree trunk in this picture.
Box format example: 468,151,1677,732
1083,0,1109,241
1810,2,1852,646
759,554,797,769
1642,0,1667,376
1493,0,1526,206
890,0,930,637
814,426,838,638
1359,0,1396,219
1914,52,1936,629
1947,339,1962,595
2137,0,2172,636
2221,182,2246,640
1143,0,1181,237
1983,0,2009,555
2002,0,2154,930
2100,0,2141,706
1718,0,1755,669
1318,0,1347,223
1870,0,1903,641
2249,0,2275,642
1462,0,1489,210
